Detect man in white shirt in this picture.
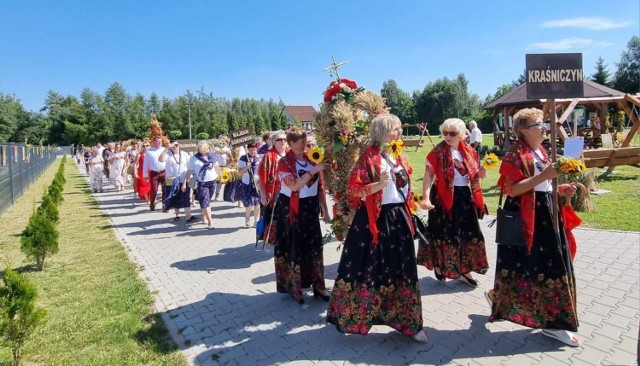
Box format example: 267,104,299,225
469,120,483,158
143,136,167,211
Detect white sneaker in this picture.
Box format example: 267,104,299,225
245,219,251,227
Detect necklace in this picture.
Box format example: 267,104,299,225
172,151,182,165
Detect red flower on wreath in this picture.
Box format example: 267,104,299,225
323,78,359,102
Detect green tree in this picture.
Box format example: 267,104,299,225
195,132,209,140
613,36,640,94
21,210,59,271
0,94,28,142
0,267,47,366
380,80,415,125
37,194,59,224
590,56,612,86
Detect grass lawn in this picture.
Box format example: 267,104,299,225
403,134,640,231
0,159,186,366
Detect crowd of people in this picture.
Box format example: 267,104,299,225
75,109,580,347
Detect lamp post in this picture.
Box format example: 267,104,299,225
186,100,192,140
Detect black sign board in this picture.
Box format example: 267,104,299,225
526,53,584,100
229,126,254,148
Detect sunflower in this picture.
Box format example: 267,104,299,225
411,192,421,205
308,146,325,164
481,153,500,169
387,140,404,159
220,170,231,183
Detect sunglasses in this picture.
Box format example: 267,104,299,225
442,131,458,137
143,144,150,147
275,138,286,142
525,122,548,129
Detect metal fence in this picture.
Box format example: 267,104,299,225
0,143,73,217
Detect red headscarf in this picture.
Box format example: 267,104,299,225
426,141,485,217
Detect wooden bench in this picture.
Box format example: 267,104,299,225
583,147,640,168
403,140,425,148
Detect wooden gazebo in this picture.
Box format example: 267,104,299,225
488,80,640,168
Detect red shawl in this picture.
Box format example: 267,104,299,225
347,145,414,246
497,139,547,252
277,150,325,224
257,147,282,207
426,141,485,217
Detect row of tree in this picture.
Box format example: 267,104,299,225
0,157,66,366
0,37,638,145
382,36,639,134
0,87,291,146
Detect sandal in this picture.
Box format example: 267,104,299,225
540,329,581,347
459,273,478,287
411,330,428,343
186,216,199,223
173,216,180,222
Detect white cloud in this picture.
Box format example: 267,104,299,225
527,37,612,51
541,17,630,30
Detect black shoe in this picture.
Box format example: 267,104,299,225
313,288,330,301
459,274,478,287
434,269,446,282
186,216,199,223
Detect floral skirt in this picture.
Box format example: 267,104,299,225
327,203,423,336
274,195,325,301
416,186,488,278
489,192,578,331
240,182,260,207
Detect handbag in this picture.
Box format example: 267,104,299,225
489,192,525,247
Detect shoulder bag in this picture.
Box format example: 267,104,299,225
489,192,525,247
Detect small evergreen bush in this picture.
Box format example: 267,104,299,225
37,195,59,224
47,184,63,204
20,211,59,271
0,267,47,366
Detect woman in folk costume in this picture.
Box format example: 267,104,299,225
327,114,427,343
417,118,488,287
274,127,330,304
109,142,127,191
486,108,580,347
135,142,151,202
257,130,287,243
237,141,261,227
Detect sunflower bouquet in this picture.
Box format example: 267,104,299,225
218,168,240,183
556,156,587,180
481,153,500,169
315,76,389,242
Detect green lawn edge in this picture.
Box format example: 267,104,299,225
0,159,187,366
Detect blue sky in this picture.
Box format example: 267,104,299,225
1,1,638,112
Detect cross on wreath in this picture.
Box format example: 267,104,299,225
323,56,349,81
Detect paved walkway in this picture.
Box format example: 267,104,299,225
83,166,639,365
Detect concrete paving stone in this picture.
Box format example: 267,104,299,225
593,294,622,307
615,334,638,354
603,313,634,329
601,347,637,366
595,322,626,342
586,333,625,353
498,354,540,366
586,302,616,317
609,280,636,292
571,345,612,365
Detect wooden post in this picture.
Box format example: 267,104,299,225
550,100,559,234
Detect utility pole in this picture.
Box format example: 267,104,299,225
187,101,192,140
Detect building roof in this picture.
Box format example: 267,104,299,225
284,106,317,122
487,80,626,109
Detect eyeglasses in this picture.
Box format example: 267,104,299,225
442,131,458,137
525,122,548,129
275,138,286,143
306,144,315,148
143,144,150,147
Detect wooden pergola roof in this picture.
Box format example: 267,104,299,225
488,81,639,157
488,80,625,109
